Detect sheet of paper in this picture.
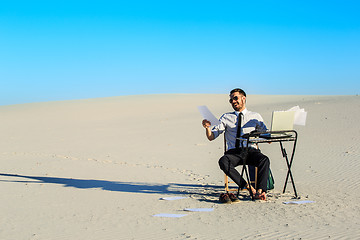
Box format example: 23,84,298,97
152,213,187,218
283,200,315,205
287,106,307,126
184,208,214,212
197,105,220,126
160,196,187,201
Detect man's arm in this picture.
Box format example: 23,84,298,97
202,119,215,141
256,114,268,132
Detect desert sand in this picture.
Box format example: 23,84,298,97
0,94,359,239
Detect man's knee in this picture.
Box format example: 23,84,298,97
261,155,270,167
218,155,228,171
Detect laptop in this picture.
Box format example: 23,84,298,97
260,111,295,139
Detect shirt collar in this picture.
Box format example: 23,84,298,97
235,108,248,116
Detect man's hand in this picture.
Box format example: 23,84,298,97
202,119,214,141
202,119,211,129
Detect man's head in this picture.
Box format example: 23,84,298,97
229,88,246,112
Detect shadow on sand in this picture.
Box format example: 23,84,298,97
0,173,224,197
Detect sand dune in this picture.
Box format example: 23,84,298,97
0,94,359,239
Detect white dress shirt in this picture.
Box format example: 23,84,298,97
211,108,268,150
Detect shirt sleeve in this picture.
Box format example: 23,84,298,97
211,113,227,139
256,114,268,132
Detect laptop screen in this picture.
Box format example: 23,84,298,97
271,111,295,131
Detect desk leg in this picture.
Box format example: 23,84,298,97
280,142,298,198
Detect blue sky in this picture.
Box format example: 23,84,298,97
1,1,359,105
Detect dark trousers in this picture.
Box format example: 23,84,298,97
219,148,270,192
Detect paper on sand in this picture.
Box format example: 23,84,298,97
160,196,187,201
283,200,315,204
152,213,187,218
197,105,220,127
184,208,214,212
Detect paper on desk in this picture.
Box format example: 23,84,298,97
287,106,307,126
197,105,220,127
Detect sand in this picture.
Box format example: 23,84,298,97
0,94,359,239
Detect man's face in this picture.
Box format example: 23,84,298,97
229,92,246,112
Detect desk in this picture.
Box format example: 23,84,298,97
241,130,299,200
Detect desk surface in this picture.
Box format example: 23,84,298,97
244,130,297,144
248,136,296,143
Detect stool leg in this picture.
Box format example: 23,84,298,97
224,174,229,192
255,167,258,189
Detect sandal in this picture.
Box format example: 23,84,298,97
219,193,232,204
228,193,240,203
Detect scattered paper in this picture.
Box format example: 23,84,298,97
184,208,214,212
152,213,187,218
283,200,315,205
287,106,307,126
160,196,187,201
197,105,220,127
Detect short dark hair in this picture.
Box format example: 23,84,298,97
230,88,246,97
